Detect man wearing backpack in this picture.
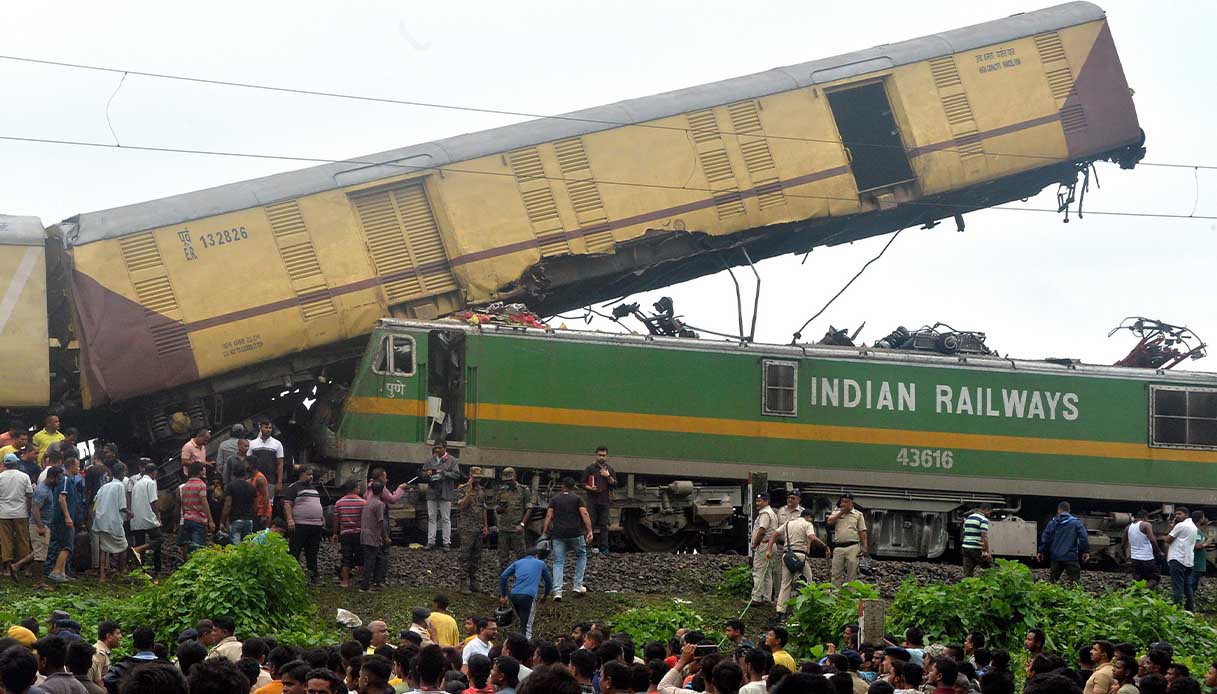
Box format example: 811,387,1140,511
766,508,831,618
1037,501,1090,584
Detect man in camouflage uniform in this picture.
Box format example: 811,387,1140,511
494,467,532,572
457,466,489,594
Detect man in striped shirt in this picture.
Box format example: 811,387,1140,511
332,482,366,588
178,461,214,555
960,503,993,577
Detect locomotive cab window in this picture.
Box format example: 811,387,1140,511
373,334,416,376
1150,386,1217,449
762,360,798,417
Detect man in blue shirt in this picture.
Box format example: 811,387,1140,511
1037,500,1090,584
499,547,553,639
47,457,84,583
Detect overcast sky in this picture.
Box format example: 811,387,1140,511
1,0,1213,370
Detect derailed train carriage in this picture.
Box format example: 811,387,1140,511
322,319,1217,557
0,3,1166,554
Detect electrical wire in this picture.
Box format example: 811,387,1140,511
790,228,904,342
2,53,1215,172
3,132,1216,223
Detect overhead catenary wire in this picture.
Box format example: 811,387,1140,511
1,53,1216,172
789,228,904,343
2,133,1215,224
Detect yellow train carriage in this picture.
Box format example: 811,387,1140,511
58,1,1140,407
0,216,50,407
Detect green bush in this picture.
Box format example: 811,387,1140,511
0,588,146,641
127,532,337,647
0,535,336,651
785,580,879,659
610,602,722,647
888,560,1217,666
717,565,753,600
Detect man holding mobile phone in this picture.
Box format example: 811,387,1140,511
582,446,616,557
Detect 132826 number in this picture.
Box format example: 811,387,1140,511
198,226,249,248
897,448,954,469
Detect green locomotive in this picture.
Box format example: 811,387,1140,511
315,319,1217,559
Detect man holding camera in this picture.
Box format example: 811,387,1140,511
422,443,460,550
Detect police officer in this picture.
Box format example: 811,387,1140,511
457,466,490,594
494,467,532,571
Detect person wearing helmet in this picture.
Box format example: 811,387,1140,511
499,546,552,639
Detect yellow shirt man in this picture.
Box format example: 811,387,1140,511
772,648,796,671
33,428,64,465
429,610,460,648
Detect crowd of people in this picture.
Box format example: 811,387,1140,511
2,595,1215,694
2,414,1216,694
0,414,619,594
746,494,1212,617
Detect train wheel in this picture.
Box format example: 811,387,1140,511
622,513,687,553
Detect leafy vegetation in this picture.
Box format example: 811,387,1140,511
717,564,753,600
127,533,339,646
0,534,338,649
785,580,879,659
888,561,1217,667
0,586,145,641
610,601,723,646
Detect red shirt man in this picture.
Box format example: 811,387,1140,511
180,465,212,528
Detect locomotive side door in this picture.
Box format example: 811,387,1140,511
427,329,468,445
827,81,917,193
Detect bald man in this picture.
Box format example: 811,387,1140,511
367,620,393,653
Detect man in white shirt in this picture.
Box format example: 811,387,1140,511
749,493,779,607
0,454,35,577
248,419,285,497
739,648,769,694
129,463,163,575
461,618,497,669
93,462,130,583
1164,507,1199,611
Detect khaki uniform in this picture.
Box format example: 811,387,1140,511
830,508,867,586
750,506,779,603
494,480,531,570
774,517,818,612
776,504,805,526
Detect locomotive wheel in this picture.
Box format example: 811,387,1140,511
622,513,687,553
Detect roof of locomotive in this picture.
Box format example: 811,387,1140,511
374,316,1217,385
64,2,1105,246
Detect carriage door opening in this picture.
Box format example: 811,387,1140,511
827,82,916,193
428,330,466,445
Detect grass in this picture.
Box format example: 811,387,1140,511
0,575,775,644
311,584,775,641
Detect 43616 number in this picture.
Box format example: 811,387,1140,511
897,448,954,469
